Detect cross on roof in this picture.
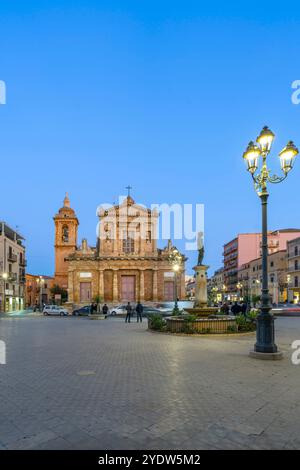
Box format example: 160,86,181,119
126,185,132,197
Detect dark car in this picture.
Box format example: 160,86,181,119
141,306,164,317
72,305,91,316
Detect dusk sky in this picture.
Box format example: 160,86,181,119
1,0,300,275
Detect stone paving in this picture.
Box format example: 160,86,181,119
0,315,300,450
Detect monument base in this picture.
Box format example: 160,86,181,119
249,350,283,360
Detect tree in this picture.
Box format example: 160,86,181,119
93,295,103,313
50,284,68,304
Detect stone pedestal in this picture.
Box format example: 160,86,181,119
193,264,209,308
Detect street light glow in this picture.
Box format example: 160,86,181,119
256,126,275,153
279,141,298,174
243,141,261,174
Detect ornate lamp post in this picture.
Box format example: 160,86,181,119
243,126,298,358
168,248,183,314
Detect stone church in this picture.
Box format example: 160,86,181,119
54,193,186,305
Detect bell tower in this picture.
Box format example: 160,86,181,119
54,193,79,289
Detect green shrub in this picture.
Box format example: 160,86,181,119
248,309,259,321
227,325,238,333
181,322,196,334
236,314,256,332
185,314,197,322
201,328,212,334
148,313,166,331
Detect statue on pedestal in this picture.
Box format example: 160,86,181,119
197,231,204,266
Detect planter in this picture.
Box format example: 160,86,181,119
166,316,237,334
88,314,107,320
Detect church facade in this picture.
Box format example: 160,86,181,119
54,194,186,305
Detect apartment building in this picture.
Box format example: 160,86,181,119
223,229,300,300
25,274,55,308
208,267,225,303
0,222,26,312
238,250,288,304
287,237,300,303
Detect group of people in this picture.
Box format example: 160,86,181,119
89,301,143,321
125,302,144,323
90,303,109,315
220,301,248,316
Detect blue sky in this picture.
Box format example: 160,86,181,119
1,1,300,275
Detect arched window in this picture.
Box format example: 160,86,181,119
123,231,134,253
62,225,69,243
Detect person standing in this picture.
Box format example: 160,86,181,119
231,301,241,316
221,302,229,315
102,303,109,316
136,302,143,322
241,302,247,316
125,302,132,323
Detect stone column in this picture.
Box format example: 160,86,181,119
193,264,209,308
152,270,158,301
113,270,118,302
140,270,145,302
99,270,104,299
67,270,74,304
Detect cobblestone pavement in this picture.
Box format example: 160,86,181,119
0,316,299,450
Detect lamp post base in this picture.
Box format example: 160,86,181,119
249,350,283,360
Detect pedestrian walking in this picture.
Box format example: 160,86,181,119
136,302,143,322
125,302,132,323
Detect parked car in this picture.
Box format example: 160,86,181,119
110,304,166,317
72,305,91,316
141,306,164,317
109,305,127,316
154,301,193,313
43,305,69,316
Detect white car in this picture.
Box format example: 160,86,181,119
43,305,69,316
110,305,127,316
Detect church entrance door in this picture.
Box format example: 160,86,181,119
121,276,135,302
80,282,91,303
164,281,174,301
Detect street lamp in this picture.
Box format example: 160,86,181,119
2,272,8,313
168,248,183,314
236,282,243,301
243,126,298,358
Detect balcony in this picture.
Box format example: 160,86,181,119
20,259,27,267
7,252,17,262
8,272,17,282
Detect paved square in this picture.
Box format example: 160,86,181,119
0,315,299,450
